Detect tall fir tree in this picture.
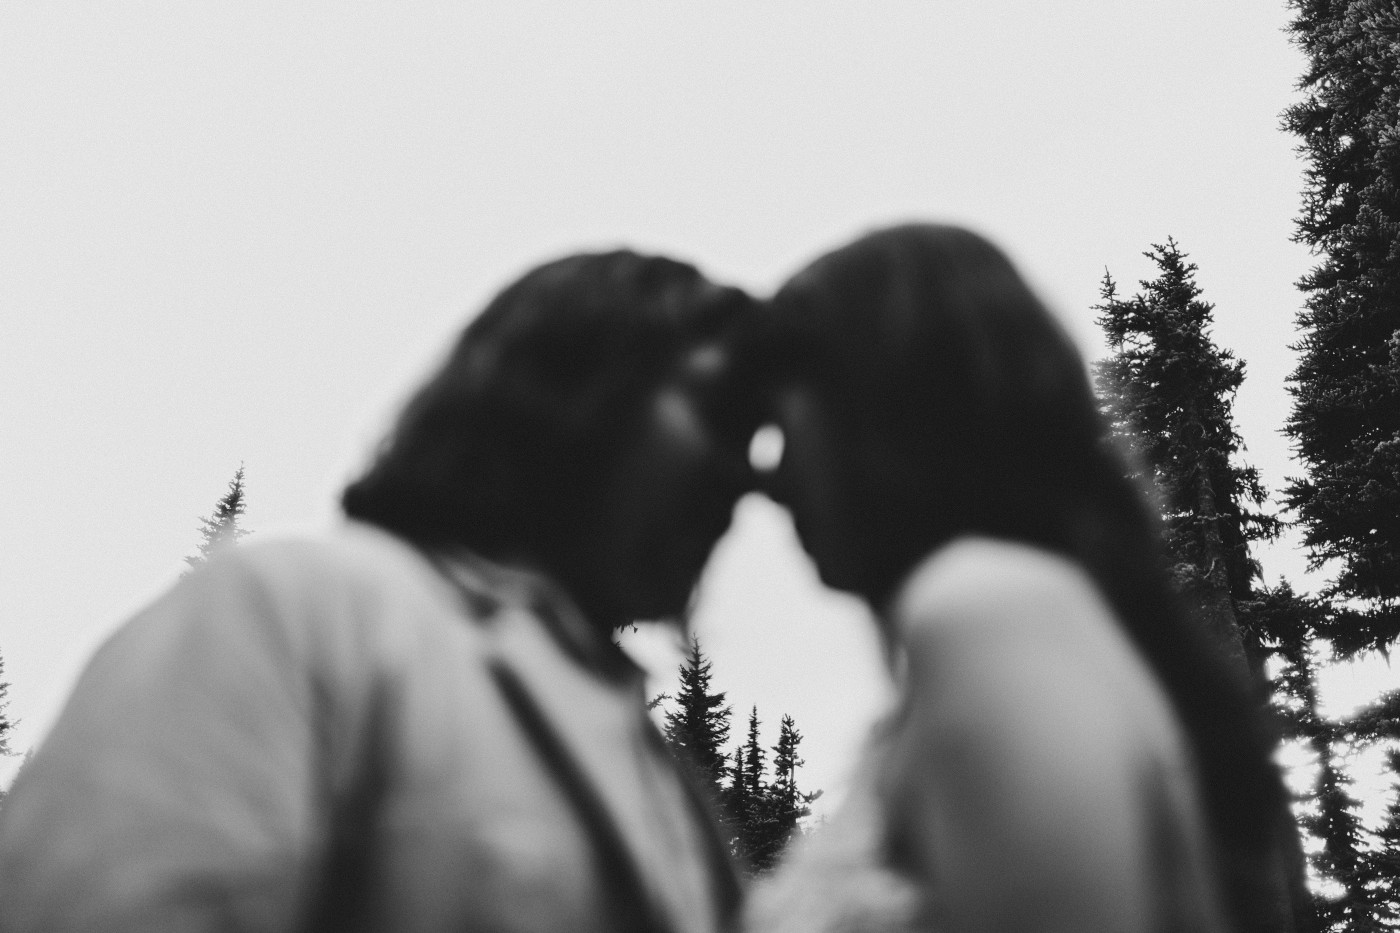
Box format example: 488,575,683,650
1281,5,1400,924
1094,241,1281,674
185,466,250,570
661,637,732,798
1096,248,1326,926
1282,0,1400,654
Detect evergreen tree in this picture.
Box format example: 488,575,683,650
769,715,815,848
1282,0,1400,654
742,706,766,802
1367,751,1400,929
0,651,13,759
0,651,14,809
661,637,732,798
1310,748,1373,931
185,466,250,570
721,708,767,849
1280,5,1400,922
727,707,784,874
658,651,817,874
1277,633,1370,929
1335,690,1400,931
1096,249,1328,926
728,739,750,834
1094,241,1280,673
725,743,747,816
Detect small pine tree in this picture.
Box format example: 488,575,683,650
725,743,747,814
768,715,817,850
742,706,766,802
185,466,250,570
657,653,819,875
0,651,13,809
0,651,14,759
661,637,732,799
727,707,784,873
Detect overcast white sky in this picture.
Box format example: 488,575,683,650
2,1,1390,806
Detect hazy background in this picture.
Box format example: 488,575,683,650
3,1,1388,807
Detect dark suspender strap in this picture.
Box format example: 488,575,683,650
638,721,744,931
304,680,394,933
431,550,739,933
487,659,673,933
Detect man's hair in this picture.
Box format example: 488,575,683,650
343,249,752,557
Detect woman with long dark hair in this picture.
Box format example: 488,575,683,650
748,224,1303,933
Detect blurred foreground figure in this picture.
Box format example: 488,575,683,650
746,224,1305,933
0,251,755,932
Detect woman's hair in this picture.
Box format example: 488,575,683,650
771,223,1295,933
343,249,752,560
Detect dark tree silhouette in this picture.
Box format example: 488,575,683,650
1282,0,1400,655
185,466,250,570
0,651,13,759
660,654,817,874
1094,239,1280,676
661,637,732,798
0,652,16,808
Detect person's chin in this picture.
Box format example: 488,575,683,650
674,546,720,604
804,541,862,594
634,592,692,624
813,562,854,593
791,524,837,578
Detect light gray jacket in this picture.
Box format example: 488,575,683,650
0,522,737,933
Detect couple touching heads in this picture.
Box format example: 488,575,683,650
0,225,1302,933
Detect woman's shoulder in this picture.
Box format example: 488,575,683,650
887,536,1181,746
890,535,1110,638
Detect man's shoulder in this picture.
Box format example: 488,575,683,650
196,521,442,601
140,521,472,675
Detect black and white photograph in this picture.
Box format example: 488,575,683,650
2,2,1398,930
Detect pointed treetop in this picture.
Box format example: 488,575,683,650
661,636,732,794
186,465,250,570
0,651,13,758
